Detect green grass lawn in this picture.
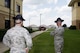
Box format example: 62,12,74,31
47,28,54,31
29,32,54,53
4,29,80,53
63,29,80,53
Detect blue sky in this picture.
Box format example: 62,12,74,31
23,0,72,27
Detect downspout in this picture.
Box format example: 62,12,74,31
9,0,11,28
13,0,15,25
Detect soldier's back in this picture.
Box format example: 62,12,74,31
7,26,28,49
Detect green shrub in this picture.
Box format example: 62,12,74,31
69,25,77,30
4,49,10,53
0,29,7,42
62,24,67,28
24,27,34,33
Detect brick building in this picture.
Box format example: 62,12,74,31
0,0,23,29
69,0,80,29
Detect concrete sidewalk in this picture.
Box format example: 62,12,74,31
31,31,44,38
0,31,44,53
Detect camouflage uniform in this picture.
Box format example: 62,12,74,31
50,26,64,53
3,25,33,53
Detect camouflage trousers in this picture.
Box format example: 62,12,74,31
54,40,64,53
10,47,26,53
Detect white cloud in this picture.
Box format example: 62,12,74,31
23,0,58,5
66,0,71,5
23,0,46,5
48,0,58,4
54,0,58,4
23,0,72,27
39,8,52,14
23,0,58,10
23,5,72,27
26,5,38,9
23,7,52,17
54,5,71,14
23,7,53,26
61,15,72,27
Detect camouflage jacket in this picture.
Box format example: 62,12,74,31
50,26,64,40
3,25,33,53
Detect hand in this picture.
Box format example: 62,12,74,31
25,48,29,53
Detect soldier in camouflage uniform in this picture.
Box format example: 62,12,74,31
3,15,33,53
50,18,64,53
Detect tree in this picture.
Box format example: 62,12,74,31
62,24,67,28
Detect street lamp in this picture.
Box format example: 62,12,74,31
29,17,31,26
40,14,42,26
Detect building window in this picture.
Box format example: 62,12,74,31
16,5,20,13
78,2,80,6
5,20,10,29
79,23,80,29
5,0,11,8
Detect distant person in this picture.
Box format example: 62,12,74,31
50,18,64,53
3,15,33,53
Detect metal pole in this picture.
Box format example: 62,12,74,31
13,0,15,25
9,0,11,28
29,17,30,26
13,0,15,17
40,14,42,26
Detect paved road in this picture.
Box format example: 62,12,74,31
0,31,44,53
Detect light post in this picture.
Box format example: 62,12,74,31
29,17,31,26
40,14,42,26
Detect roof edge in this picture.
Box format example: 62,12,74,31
68,0,80,6
68,0,75,6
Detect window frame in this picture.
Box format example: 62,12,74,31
5,0,11,8
16,4,20,13
78,2,80,6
